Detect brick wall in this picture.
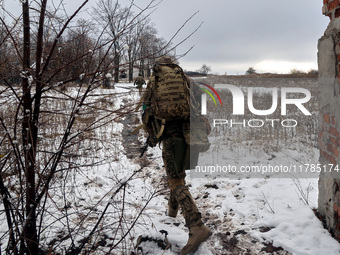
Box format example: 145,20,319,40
323,0,340,19
319,0,340,242
319,114,340,165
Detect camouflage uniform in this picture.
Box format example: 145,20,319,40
162,121,203,229
134,76,146,95
141,56,211,255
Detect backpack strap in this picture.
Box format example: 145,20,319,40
155,119,166,139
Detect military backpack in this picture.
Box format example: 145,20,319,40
141,62,210,153
149,63,191,121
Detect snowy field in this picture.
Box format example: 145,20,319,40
113,84,340,255
117,83,340,255
1,82,340,255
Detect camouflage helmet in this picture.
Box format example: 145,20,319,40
155,56,175,65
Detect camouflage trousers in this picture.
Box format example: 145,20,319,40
162,136,202,229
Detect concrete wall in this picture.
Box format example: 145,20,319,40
318,0,340,241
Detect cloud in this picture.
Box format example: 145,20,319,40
4,0,329,75
143,0,328,74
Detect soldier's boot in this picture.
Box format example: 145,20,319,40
180,225,212,255
174,185,212,255
168,178,185,218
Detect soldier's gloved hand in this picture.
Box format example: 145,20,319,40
149,136,158,147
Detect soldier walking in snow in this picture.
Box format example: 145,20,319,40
141,56,212,255
134,74,146,95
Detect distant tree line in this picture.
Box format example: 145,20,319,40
0,0,173,86
245,67,318,76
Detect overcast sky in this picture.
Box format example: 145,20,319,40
132,0,329,75
3,0,329,75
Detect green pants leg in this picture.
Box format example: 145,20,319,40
162,136,202,229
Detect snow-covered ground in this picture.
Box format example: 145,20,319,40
1,82,340,255
113,84,340,255
138,148,340,255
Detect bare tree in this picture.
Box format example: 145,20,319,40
93,0,175,82
246,67,257,75
93,0,132,83
0,0,200,254
139,24,172,77
197,64,212,76
0,1,163,254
